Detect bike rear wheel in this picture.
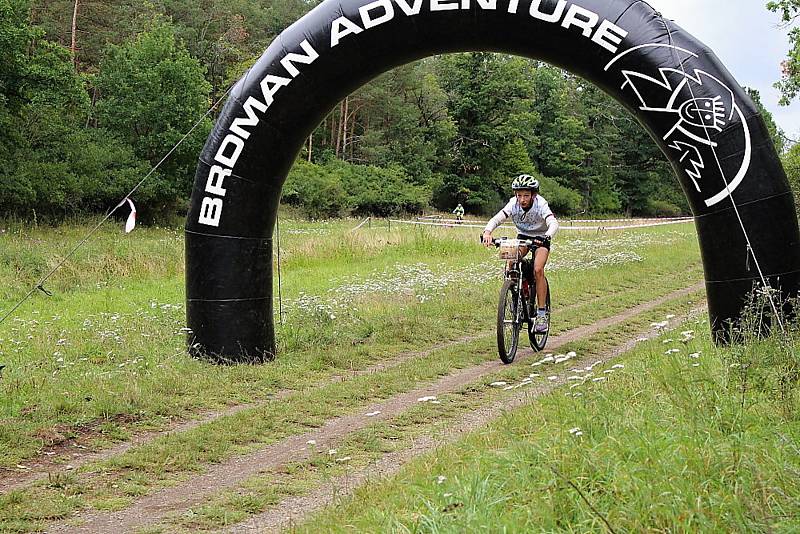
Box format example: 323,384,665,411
528,278,551,352
497,279,522,364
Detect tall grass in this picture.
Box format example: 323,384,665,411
298,299,800,532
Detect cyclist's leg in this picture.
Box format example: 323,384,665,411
533,246,549,310
508,238,531,277
515,235,531,273
520,254,534,291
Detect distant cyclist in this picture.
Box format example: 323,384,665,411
482,174,559,332
453,203,465,223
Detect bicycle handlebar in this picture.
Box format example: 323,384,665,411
479,235,543,247
494,237,532,247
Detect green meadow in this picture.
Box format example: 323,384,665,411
4,218,794,532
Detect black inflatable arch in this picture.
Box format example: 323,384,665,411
186,0,800,361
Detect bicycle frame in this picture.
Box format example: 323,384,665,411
504,250,533,328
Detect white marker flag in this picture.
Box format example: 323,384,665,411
124,198,137,233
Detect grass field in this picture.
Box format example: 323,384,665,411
2,216,796,532
296,318,800,533
0,218,701,466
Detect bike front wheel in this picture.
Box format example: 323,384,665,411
497,279,522,364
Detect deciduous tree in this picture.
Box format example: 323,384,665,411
94,18,212,210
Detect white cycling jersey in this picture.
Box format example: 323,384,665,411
484,195,559,238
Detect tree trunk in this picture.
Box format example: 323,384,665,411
85,86,97,128
71,0,79,67
341,96,349,160
334,103,343,157
349,105,356,160
307,133,312,162
329,114,335,148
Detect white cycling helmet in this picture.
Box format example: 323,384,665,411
511,174,539,191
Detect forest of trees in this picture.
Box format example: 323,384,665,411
0,0,790,222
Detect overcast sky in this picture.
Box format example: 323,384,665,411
643,0,800,138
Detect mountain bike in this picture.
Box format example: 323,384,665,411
490,237,551,364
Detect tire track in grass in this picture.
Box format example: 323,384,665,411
47,282,704,534
0,268,697,495
224,306,706,534
0,334,492,495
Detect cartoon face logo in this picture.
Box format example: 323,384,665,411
679,97,726,131
605,44,752,208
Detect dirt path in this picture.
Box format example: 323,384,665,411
47,282,704,534
226,305,705,533
1,280,656,494
0,332,489,494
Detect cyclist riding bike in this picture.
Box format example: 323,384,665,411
453,203,465,222
482,174,559,333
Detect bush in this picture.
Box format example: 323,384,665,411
642,199,683,218
431,173,503,216
538,175,583,215
281,161,349,219
282,160,431,218
586,176,622,215
0,114,153,220
462,189,503,216
94,19,212,203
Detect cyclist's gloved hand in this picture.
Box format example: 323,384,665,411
532,235,551,247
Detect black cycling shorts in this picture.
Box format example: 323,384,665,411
518,234,551,251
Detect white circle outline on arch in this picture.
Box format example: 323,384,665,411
605,43,752,208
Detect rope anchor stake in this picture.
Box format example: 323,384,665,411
36,285,53,297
